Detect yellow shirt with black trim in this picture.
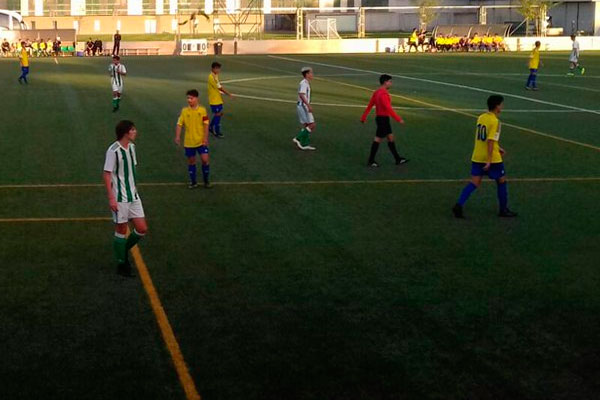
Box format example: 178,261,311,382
177,106,210,148
529,48,540,69
20,49,29,67
207,73,223,105
471,112,502,163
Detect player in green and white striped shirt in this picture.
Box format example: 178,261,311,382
103,120,147,277
109,55,127,112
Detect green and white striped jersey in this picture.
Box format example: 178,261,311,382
103,141,139,203
109,63,126,86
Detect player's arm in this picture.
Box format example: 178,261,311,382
299,93,312,112
360,93,376,123
175,124,183,146
219,84,234,98
119,66,127,76
483,139,494,171
103,171,118,211
103,151,118,211
203,118,209,146
383,93,404,124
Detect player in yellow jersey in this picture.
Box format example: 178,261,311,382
18,42,29,84
207,61,234,139
526,41,542,91
453,95,517,218
408,28,418,52
175,89,212,189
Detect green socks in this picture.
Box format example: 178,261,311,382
113,233,127,264
295,128,311,147
113,230,145,264
126,229,144,250
112,98,118,108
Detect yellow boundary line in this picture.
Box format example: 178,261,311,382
130,245,202,400
0,177,599,190
0,215,202,399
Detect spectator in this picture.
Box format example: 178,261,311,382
113,30,121,56
1,39,9,57
86,38,94,56
94,38,103,56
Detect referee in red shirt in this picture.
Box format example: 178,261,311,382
360,74,408,167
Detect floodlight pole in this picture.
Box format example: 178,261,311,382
358,7,365,38
296,7,303,40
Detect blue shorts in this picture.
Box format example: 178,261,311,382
471,162,505,180
210,104,223,114
184,146,209,157
21,66,29,74
529,68,538,74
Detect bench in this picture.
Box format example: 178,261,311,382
105,47,160,56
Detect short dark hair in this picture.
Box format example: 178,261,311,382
112,55,120,61
115,120,135,140
535,40,541,46
487,95,504,111
186,89,199,98
379,74,392,85
211,61,221,69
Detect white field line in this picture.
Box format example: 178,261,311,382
269,55,600,116
233,93,595,113
222,72,369,84
1,177,599,190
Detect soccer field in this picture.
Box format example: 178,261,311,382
1,52,600,400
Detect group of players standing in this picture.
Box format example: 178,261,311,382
407,29,507,53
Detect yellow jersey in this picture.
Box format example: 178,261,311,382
177,106,209,148
529,48,540,69
20,49,29,67
472,36,480,44
471,112,502,163
207,73,223,105
409,32,417,43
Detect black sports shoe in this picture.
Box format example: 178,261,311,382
452,204,465,219
396,157,409,165
117,262,135,277
499,208,518,218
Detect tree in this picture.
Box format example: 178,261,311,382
416,0,439,30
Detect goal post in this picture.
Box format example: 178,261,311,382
307,18,341,40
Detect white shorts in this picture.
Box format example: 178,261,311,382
297,104,314,125
112,199,145,224
112,84,123,93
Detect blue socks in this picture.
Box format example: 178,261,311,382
201,164,210,184
210,115,221,134
188,164,197,185
497,181,508,211
527,72,537,88
457,182,477,206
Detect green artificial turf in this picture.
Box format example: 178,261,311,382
1,52,599,400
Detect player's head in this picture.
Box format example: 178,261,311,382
186,89,199,107
571,34,576,41
211,61,222,73
112,55,120,64
379,74,393,88
115,120,137,142
487,95,504,114
535,40,541,48
301,66,313,80
20,41,25,47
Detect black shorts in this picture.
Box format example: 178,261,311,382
375,116,392,138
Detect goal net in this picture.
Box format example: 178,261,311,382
307,18,341,40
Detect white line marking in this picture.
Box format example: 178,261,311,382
222,72,369,84
233,93,595,112
269,55,600,115
0,177,599,189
